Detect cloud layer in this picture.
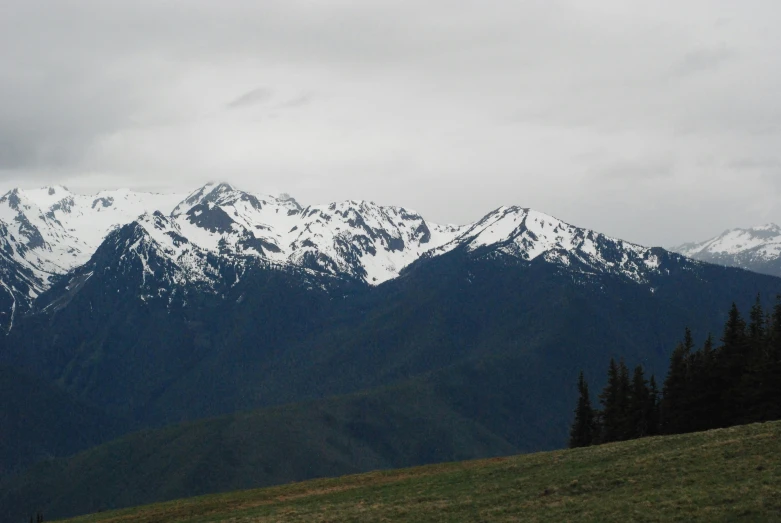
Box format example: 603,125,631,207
1,0,780,246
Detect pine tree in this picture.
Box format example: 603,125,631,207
647,375,661,435
569,371,596,448
627,365,651,438
691,334,722,431
742,296,770,423
701,333,715,362
749,295,766,345
599,358,621,443
616,360,632,440
599,359,633,442
718,303,748,425
722,303,747,350
684,326,695,353
661,339,690,434
754,296,781,421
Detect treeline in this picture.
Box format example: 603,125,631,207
570,297,781,448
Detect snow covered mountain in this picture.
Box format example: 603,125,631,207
0,186,186,331
0,181,704,331
0,186,186,277
75,183,677,300
432,206,666,284
165,182,465,284
0,182,468,322
672,224,781,278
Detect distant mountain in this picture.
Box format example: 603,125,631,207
672,224,781,277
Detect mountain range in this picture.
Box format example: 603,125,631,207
673,223,781,278
0,181,675,330
2,182,781,519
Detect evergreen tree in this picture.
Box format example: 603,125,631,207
684,326,696,353
753,296,781,421
599,358,621,443
701,333,715,363
647,375,661,435
569,371,596,448
722,303,747,350
718,303,748,425
627,365,652,438
748,295,766,345
616,360,633,440
691,334,722,431
742,296,770,423
599,359,632,442
661,339,690,434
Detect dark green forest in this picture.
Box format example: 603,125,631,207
571,296,781,448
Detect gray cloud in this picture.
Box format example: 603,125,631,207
671,46,733,77
278,93,315,109
594,157,676,181
1,0,781,246
226,87,274,109
728,157,781,170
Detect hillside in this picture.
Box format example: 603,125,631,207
0,365,122,480
43,421,781,522
0,365,554,521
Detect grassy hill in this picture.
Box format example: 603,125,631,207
46,421,781,523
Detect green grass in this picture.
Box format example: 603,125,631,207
56,421,781,522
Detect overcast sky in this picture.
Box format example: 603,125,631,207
1,0,780,246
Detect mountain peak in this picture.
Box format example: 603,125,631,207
200,182,237,199
174,182,246,215
0,185,74,213
212,182,235,193
430,205,662,283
